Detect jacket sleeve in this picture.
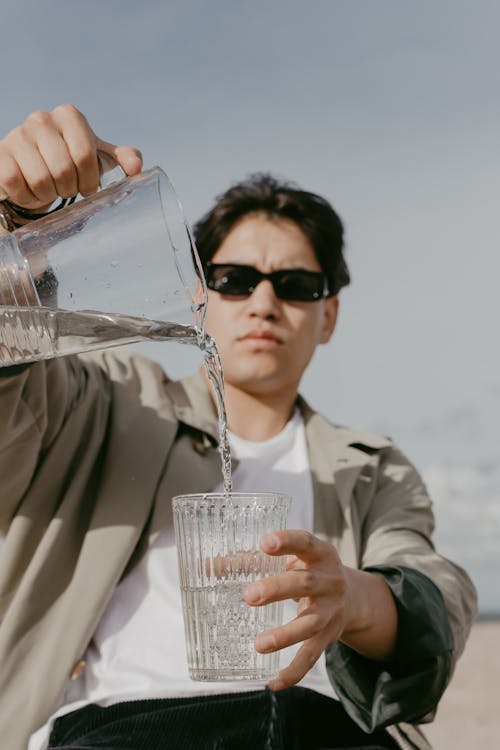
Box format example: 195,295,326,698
326,565,455,730
0,356,111,535
326,445,477,730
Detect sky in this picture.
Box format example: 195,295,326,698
0,0,499,610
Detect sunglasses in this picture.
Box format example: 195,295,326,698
204,262,331,302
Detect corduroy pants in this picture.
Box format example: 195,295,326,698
47,687,400,750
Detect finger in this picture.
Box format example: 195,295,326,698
45,104,141,191
207,551,265,579
255,606,328,653
50,107,100,197
35,126,79,199
19,108,79,200
260,530,332,564
0,149,38,207
9,140,58,207
96,139,143,177
268,635,328,691
244,568,332,606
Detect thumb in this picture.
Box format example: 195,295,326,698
96,138,143,176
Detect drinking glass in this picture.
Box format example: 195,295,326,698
173,492,290,681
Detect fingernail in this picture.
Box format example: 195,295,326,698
245,583,264,603
262,533,279,551
256,633,276,651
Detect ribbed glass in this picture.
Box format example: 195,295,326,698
172,492,290,681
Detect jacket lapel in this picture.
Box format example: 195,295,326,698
300,398,391,568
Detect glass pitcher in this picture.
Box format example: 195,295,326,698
0,165,207,367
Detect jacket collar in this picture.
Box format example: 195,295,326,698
163,370,392,567
164,369,392,480
164,368,220,443
297,395,391,564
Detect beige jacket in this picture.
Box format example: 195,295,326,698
0,350,477,750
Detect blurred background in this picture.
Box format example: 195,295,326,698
1,0,498,616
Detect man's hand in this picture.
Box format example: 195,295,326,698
243,530,398,691
0,104,142,210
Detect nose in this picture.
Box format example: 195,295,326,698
246,278,281,320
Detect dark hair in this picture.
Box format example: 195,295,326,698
193,173,350,296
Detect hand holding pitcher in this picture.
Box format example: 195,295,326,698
0,103,142,212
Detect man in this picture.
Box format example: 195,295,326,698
0,105,476,750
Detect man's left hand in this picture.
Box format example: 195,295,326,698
243,530,397,691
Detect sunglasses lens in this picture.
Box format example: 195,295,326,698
206,264,258,295
274,270,325,301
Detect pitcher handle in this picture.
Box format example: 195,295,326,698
97,150,127,189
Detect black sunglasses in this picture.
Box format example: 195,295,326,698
204,262,331,302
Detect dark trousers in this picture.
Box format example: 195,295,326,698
47,687,400,750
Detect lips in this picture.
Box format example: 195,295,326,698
238,329,284,346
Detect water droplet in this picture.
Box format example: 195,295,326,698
110,260,119,268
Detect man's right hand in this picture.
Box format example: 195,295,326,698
0,103,143,211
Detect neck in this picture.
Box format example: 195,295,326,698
220,380,299,441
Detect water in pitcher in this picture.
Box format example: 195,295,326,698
0,307,201,365
0,305,233,494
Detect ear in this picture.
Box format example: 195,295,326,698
319,296,339,344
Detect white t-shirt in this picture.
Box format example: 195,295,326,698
29,409,337,749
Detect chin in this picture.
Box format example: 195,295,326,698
230,367,290,393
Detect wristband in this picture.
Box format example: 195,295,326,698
0,196,76,230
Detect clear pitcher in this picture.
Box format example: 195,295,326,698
0,166,207,367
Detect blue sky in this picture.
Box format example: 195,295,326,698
1,0,499,609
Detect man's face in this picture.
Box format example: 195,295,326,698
203,213,338,397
